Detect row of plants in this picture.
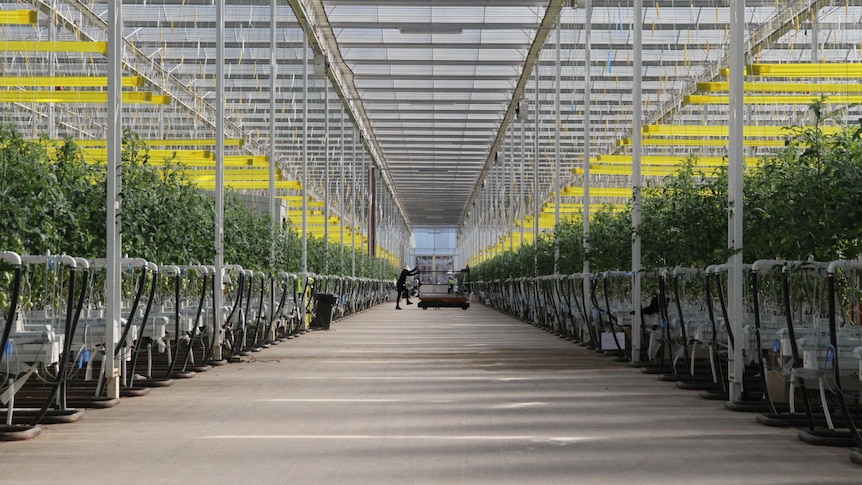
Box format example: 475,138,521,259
474,99,862,280
0,122,397,280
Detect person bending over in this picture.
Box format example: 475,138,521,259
396,266,419,310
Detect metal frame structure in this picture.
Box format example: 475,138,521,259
2,0,862,268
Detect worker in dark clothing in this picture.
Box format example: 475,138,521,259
641,293,663,316
396,266,419,310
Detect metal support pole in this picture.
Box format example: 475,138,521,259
269,0,277,270
351,134,356,278
520,110,525,248
554,17,561,274
508,125,515,252
213,0,226,361
301,34,309,273
631,0,644,362
533,70,540,276
727,0,746,402
105,0,122,399
368,166,375,257
324,82,330,273
48,0,57,139
583,0,593,316
340,110,345,270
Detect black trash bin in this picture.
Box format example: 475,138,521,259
314,293,338,330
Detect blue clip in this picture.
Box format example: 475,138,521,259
827,344,836,364
773,338,780,353
3,340,13,359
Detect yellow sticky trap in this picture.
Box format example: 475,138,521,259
0,76,143,87
0,10,38,25
0,41,108,54
0,90,156,104
686,94,862,105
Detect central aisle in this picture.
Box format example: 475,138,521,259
1,302,858,484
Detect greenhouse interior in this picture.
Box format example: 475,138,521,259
3,0,862,480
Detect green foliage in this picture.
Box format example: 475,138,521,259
555,217,584,274
588,204,633,271
640,156,728,268
477,103,862,278
50,137,107,256
535,232,556,275
120,130,215,264
0,123,70,255
0,124,393,279
744,100,862,261
223,194,271,270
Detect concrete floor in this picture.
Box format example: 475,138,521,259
1,301,860,484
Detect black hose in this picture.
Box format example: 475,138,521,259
261,275,277,343
567,279,581,341
304,276,315,325
713,272,735,350
602,275,629,359
115,266,148,357
225,272,245,354
274,278,288,337
128,271,158,384
551,279,565,334
704,273,727,393
240,274,254,348
672,275,693,381
657,275,672,369
552,279,566,334
181,273,208,371
0,266,22,369
559,277,575,339
225,272,244,330
203,273,219,362
571,278,592,344
165,272,181,378
290,276,300,334
32,267,86,425
827,271,862,448
781,269,815,430
589,278,602,347
61,268,88,390
750,270,776,414
251,274,265,346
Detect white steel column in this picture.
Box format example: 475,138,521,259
727,0,746,402
48,0,57,138
582,0,593,321
533,70,540,276
508,126,515,252
351,134,356,278
554,18,561,274
105,0,122,399
301,34,309,274
269,0,277,269
631,0,644,362
367,160,375,258
340,110,345,269
520,110,526,248
324,82,330,273
213,0,226,361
